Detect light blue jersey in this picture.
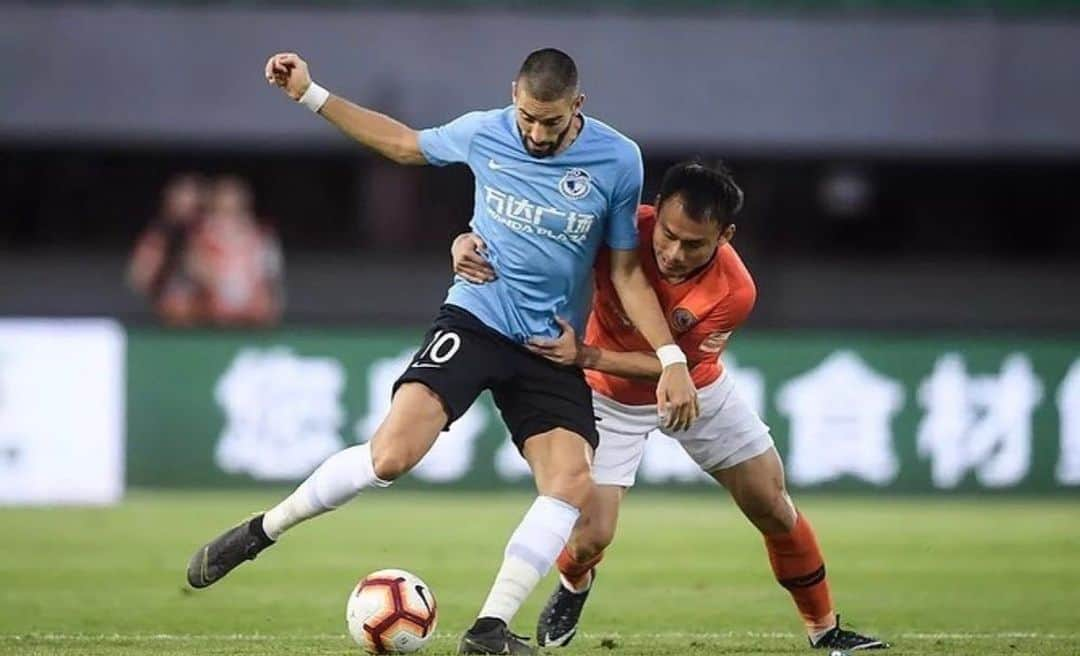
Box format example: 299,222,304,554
419,106,643,343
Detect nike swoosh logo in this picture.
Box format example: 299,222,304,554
543,629,576,647
415,585,433,614
487,158,520,171
200,547,209,585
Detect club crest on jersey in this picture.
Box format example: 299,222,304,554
559,168,592,200
671,307,698,333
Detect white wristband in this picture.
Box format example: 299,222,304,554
656,344,687,368
298,82,330,113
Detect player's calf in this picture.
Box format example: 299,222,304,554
565,511,617,569
565,483,624,566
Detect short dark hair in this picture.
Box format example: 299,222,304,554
657,161,744,226
516,48,579,102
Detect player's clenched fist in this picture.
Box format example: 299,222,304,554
264,52,312,101
657,363,700,432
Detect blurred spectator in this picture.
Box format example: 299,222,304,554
128,174,284,327
127,173,208,326
187,176,284,327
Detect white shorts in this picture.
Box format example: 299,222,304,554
590,372,774,488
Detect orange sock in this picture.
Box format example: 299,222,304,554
555,546,604,591
763,513,835,638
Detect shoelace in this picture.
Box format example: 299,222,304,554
508,631,532,643
820,616,874,648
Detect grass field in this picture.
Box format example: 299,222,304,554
3,491,1078,656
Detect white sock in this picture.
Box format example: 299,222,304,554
808,615,838,645
477,496,580,623
262,443,390,540
560,570,592,594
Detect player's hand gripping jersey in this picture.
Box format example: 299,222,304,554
586,205,756,405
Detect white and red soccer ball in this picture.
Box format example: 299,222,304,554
346,569,438,653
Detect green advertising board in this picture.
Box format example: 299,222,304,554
127,328,1080,493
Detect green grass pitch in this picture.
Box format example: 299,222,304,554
3,491,1078,655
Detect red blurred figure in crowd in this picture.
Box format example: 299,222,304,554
188,176,284,327
128,174,284,327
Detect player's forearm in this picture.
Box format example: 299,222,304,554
318,96,426,165
610,265,677,350
580,344,663,381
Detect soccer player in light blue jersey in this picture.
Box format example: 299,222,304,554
187,48,698,655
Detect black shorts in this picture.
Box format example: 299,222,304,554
393,304,599,451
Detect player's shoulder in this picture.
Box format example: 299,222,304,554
719,243,752,277
718,243,757,305
460,106,513,132
676,244,756,330
583,115,642,163
636,204,657,228
636,203,656,219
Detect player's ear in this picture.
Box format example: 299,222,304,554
721,224,737,243
511,80,519,104
573,92,586,113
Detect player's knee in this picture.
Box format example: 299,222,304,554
778,506,800,533
369,440,416,482
767,491,797,531
545,465,593,510
573,515,615,558
744,487,796,534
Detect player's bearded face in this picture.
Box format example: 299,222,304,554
653,197,731,281
512,88,583,158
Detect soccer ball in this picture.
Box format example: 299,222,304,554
346,568,438,654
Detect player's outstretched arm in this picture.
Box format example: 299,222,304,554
608,249,700,430
265,53,426,165
586,348,663,380
527,317,662,380
581,344,663,380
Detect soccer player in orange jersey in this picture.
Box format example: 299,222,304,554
452,162,888,652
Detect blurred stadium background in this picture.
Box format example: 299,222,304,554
2,1,1079,655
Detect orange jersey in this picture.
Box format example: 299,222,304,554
585,204,756,405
